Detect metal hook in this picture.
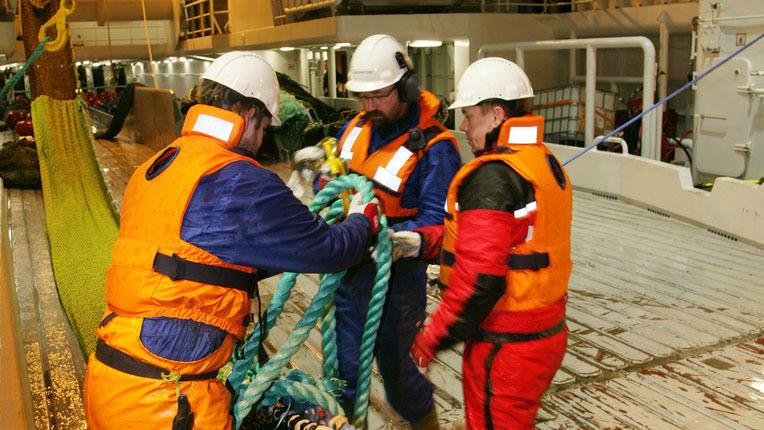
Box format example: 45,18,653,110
37,0,77,52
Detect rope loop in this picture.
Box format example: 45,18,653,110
229,174,390,430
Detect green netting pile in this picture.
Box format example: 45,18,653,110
32,96,119,355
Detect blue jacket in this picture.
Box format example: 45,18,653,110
141,159,371,361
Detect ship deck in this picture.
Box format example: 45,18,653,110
5,137,763,429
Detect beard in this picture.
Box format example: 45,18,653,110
366,110,389,123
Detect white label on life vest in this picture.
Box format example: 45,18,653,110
508,126,537,144
193,114,234,142
386,146,414,176
373,166,403,192
340,127,363,160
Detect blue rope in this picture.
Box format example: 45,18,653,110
563,31,764,166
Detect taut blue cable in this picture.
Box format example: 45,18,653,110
563,31,764,166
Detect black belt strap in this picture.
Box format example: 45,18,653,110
507,252,549,270
153,252,256,294
440,249,455,266
474,320,566,343
95,340,219,381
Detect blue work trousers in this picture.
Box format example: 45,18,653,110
334,259,434,422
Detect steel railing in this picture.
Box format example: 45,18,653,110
183,0,229,39
479,37,659,159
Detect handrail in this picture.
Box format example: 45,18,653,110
479,37,658,160
480,0,594,13
183,0,228,38
593,135,629,155
282,0,341,15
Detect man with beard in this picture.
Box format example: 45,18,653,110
329,34,461,429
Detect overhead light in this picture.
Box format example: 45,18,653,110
279,46,296,52
189,55,216,62
82,60,91,65
334,42,351,48
454,39,469,48
178,57,188,62
409,40,442,48
320,46,328,50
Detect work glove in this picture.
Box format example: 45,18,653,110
348,192,380,235
292,146,327,187
389,230,423,261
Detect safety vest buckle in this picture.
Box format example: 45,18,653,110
166,254,187,281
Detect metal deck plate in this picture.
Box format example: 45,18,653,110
261,190,764,429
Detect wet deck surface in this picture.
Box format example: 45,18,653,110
260,191,764,429
9,189,87,430
7,137,764,428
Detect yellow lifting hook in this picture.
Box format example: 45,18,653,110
319,137,352,212
38,0,77,52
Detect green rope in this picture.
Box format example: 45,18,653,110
351,210,392,428
230,174,390,429
260,369,345,416
320,301,339,379
227,272,299,390
0,36,51,100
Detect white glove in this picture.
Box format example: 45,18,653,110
390,231,422,261
292,145,326,167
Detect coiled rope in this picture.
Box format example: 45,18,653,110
228,174,392,430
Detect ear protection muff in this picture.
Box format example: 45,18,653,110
395,51,420,103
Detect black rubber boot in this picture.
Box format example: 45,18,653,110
411,407,440,430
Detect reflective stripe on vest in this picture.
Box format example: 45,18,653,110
105,104,258,340
337,90,458,218
440,114,572,314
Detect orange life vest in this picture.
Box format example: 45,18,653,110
103,104,259,342
440,115,572,313
337,90,458,219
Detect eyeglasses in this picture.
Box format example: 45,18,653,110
355,86,396,104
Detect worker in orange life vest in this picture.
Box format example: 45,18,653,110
83,51,379,429
393,57,572,429
330,34,461,429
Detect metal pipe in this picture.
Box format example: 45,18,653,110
299,48,310,95
585,46,596,146
572,75,644,83
479,36,657,160
283,0,341,15
657,11,669,160
568,29,577,84
328,46,337,98
515,48,524,69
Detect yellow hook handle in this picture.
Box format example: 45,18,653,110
37,0,77,52
320,137,352,211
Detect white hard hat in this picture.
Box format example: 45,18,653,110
203,51,282,126
346,34,410,93
449,57,533,110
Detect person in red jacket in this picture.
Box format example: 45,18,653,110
394,57,572,429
